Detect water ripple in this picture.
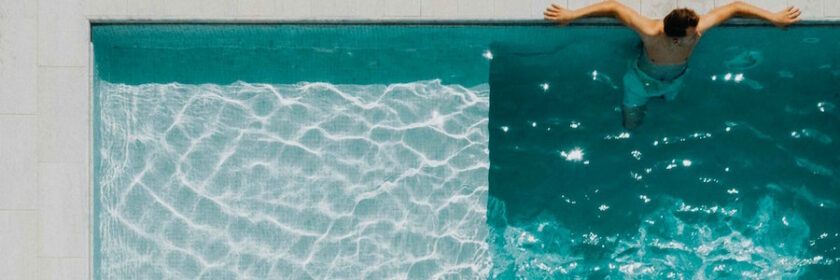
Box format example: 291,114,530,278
98,80,491,279
489,196,824,279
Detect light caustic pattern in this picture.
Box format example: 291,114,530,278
98,80,491,279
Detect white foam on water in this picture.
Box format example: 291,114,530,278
488,196,824,279
98,80,491,279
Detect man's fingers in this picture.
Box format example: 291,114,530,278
786,5,794,11
544,11,558,17
551,3,562,9
791,10,801,18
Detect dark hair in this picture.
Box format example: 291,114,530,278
664,8,699,37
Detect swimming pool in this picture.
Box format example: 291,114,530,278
93,24,840,279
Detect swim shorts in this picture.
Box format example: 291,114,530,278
622,53,689,107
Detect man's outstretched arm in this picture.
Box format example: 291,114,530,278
697,1,801,33
544,1,658,36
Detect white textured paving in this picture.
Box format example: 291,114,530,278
0,0,838,278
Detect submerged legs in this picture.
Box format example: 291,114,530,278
622,105,646,130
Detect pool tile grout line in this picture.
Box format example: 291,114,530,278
36,65,88,69
0,113,39,116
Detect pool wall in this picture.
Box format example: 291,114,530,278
1,0,839,279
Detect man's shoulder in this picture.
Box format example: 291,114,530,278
639,21,663,38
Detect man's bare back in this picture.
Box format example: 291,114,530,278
544,1,799,66
543,0,801,129
641,21,697,65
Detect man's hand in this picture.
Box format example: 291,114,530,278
543,1,656,37
544,3,576,26
699,2,801,34
771,6,801,28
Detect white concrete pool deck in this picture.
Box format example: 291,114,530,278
1,0,838,279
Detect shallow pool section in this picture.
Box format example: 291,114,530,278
97,81,490,279
488,27,840,278
93,25,504,279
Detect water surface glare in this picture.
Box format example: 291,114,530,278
487,27,840,278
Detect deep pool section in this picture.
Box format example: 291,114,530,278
487,27,840,278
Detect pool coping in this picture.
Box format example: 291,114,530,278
87,18,840,26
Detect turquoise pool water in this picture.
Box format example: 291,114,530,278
94,25,499,279
93,24,839,279
488,26,840,278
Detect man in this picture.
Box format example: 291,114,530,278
544,1,801,129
